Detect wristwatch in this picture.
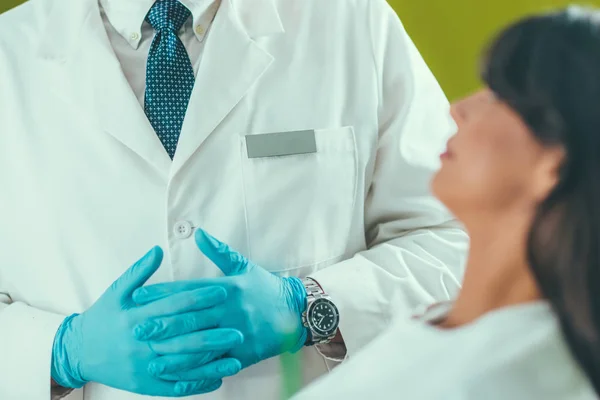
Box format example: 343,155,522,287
301,278,340,345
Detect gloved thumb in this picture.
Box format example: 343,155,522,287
195,229,250,276
110,246,164,302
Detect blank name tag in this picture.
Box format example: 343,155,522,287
246,130,317,158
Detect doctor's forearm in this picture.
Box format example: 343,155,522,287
309,225,467,355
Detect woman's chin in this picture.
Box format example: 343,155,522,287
430,169,448,203
430,169,462,218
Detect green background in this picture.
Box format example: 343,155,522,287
1,0,598,99
390,0,600,99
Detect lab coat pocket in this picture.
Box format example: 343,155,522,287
240,126,357,271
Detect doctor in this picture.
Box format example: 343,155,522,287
0,0,467,399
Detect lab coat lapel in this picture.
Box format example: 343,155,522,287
38,0,172,179
170,0,278,176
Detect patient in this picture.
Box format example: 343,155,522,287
293,6,600,400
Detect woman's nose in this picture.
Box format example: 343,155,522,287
449,102,464,126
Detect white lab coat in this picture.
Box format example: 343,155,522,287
292,302,597,400
0,0,467,399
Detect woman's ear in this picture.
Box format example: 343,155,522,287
532,146,565,202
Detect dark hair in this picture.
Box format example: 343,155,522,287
481,6,600,394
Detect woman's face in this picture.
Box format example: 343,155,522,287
432,89,562,223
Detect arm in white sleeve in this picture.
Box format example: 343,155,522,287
311,0,468,357
0,292,69,400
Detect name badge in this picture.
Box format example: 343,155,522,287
246,130,317,159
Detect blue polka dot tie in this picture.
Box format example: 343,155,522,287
144,0,195,159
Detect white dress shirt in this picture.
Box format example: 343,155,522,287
293,302,596,400
99,0,220,106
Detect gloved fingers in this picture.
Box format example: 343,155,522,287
133,280,231,305
137,286,227,319
174,379,223,397
137,379,222,397
148,350,229,376
195,229,251,276
149,328,244,355
152,357,242,382
134,307,225,341
110,246,164,303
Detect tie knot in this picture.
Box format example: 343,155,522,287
146,0,191,33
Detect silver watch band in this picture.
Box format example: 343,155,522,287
303,278,324,298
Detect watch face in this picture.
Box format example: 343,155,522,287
308,298,339,336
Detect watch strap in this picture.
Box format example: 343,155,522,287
303,277,323,298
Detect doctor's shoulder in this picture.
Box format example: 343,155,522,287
279,0,405,35
0,0,48,57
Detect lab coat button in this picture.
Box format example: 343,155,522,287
173,221,193,239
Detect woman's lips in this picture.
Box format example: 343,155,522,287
440,148,453,160
440,138,455,160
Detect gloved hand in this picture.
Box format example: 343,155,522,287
133,230,308,368
51,246,245,397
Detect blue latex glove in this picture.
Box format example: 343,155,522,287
133,230,308,368
51,246,245,397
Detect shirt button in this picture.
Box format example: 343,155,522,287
195,25,205,35
173,221,193,239
130,32,140,41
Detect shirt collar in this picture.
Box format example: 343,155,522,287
413,301,454,325
99,0,221,49
413,300,553,328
